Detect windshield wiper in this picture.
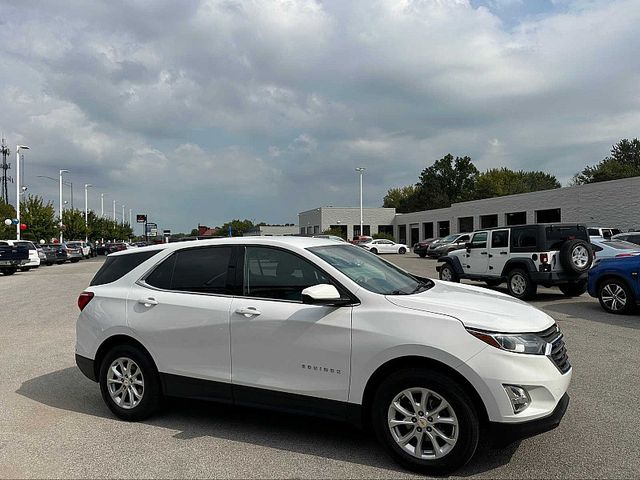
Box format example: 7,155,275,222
410,280,434,294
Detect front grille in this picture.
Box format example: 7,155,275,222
538,324,571,374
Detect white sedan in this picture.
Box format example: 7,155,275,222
360,238,408,254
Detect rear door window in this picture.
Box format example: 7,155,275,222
491,230,509,248
91,251,160,286
145,246,234,295
511,227,538,251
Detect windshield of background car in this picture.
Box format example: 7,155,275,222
438,234,458,243
308,244,432,295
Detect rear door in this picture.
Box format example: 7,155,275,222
127,245,235,398
230,245,352,408
488,229,510,275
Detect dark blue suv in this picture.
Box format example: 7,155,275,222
588,256,640,314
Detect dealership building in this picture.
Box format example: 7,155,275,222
298,176,640,244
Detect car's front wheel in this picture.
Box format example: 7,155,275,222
370,248,378,254
438,264,459,283
598,279,635,314
418,252,427,258
507,269,537,300
99,345,161,421
372,369,480,475
398,247,406,254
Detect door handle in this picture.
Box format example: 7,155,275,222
235,307,261,317
480,252,488,255
137,297,158,307
500,251,508,255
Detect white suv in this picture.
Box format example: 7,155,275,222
76,237,571,474
437,224,593,300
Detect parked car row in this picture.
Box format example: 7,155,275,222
0,239,97,275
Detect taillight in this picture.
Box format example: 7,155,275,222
78,291,94,311
540,253,549,263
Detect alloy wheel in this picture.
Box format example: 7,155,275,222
107,357,144,409
387,388,459,460
510,274,527,296
601,283,627,312
440,267,453,282
571,245,590,269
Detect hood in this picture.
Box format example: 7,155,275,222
386,280,554,333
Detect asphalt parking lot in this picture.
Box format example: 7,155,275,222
1,255,639,479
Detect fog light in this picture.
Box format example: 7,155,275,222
504,385,531,414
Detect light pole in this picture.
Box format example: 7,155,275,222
84,184,92,242
15,145,29,240
122,204,125,226
129,209,132,227
100,193,104,217
59,170,69,243
112,200,116,221
355,167,366,238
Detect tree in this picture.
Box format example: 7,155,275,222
382,185,421,213
20,195,57,242
473,168,560,200
190,228,200,236
0,199,16,239
573,138,640,184
372,232,394,240
62,209,87,241
322,227,346,239
413,154,479,210
216,219,255,237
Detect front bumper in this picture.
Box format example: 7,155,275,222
490,393,569,441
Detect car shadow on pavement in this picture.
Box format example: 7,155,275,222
17,367,520,476
542,301,640,330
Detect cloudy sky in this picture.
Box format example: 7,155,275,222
1,0,639,233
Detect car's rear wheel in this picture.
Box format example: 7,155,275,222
507,269,537,299
558,281,587,297
99,344,161,421
598,279,635,314
438,264,459,283
19,267,31,272
399,247,407,254
418,252,427,258
1,267,17,276
370,248,378,254
372,369,479,475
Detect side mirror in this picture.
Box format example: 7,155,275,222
301,284,351,306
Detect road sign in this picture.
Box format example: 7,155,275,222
136,214,147,223
145,222,158,236
163,229,171,236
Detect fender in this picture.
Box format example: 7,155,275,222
501,258,537,277
437,255,464,275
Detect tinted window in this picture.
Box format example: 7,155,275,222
602,240,639,250
15,241,36,250
244,247,331,301
470,232,487,248
588,228,599,236
491,230,509,248
512,227,538,249
146,247,233,294
545,226,588,249
457,235,470,243
91,251,160,286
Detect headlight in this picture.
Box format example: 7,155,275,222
467,329,551,355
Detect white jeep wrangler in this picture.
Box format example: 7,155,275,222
436,224,593,299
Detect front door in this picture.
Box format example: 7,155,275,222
465,231,489,274
230,245,352,410
127,245,235,398
488,229,510,275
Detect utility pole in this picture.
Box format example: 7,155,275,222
122,204,125,226
59,170,69,243
100,193,104,217
16,145,29,240
355,167,366,238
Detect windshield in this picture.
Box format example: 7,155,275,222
308,244,432,295
15,241,36,250
602,240,640,250
440,234,458,243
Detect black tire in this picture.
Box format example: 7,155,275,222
71,258,80,263
558,280,587,297
1,267,17,276
559,239,593,274
438,263,459,283
370,248,378,254
372,368,480,475
507,269,537,300
399,247,407,254
418,252,427,258
19,267,31,272
485,279,502,287
598,278,635,314
99,344,161,421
